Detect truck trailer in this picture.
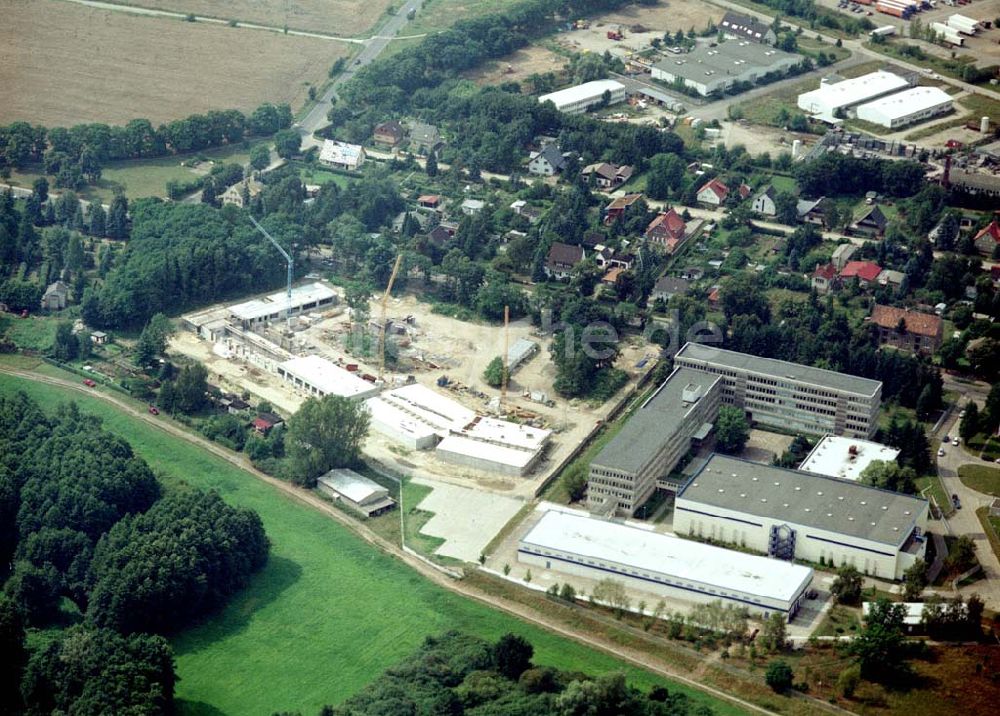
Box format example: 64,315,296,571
947,14,980,34
931,21,966,45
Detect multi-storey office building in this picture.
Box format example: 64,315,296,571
674,342,881,439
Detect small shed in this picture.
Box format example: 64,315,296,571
41,281,70,311
90,331,109,345
316,468,396,517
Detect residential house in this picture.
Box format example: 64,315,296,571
751,185,777,216
719,10,777,45
811,263,839,295
426,225,453,248
707,286,721,308
582,231,606,249
644,209,687,253
650,276,691,303
593,245,616,269
220,178,263,208
928,217,959,247
697,178,729,206
417,194,442,210
604,193,643,224
840,260,882,288
408,122,443,154
974,219,1000,256
510,200,543,224
544,242,585,279
869,304,943,353
581,162,634,189
738,183,752,200
877,269,906,290
681,266,704,281
227,398,251,414
461,198,486,216
853,205,888,238
528,144,567,176
253,412,284,434
373,120,404,147
796,197,828,224
41,281,70,310
319,140,365,171
831,243,857,271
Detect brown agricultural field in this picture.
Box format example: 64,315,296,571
0,0,351,127
462,45,566,87
95,0,393,36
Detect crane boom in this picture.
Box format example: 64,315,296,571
248,215,294,330
378,254,403,382
501,305,509,413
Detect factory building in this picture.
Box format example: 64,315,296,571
518,510,814,620
798,435,901,482
588,367,721,517
317,468,395,517
228,282,338,329
854,86,953,129
367,383,551,475
276,355,380,401
650,41,800,97
538,80,626,114
674,454,929,580
797,70,911,123
674,342,882,439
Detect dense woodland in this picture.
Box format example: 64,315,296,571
288,631,714,716
0,392,269,714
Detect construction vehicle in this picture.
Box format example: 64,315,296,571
377,254,403,382
607,26,624,40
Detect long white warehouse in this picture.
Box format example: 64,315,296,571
277,355,380,401
855,86,953,129
538,80,626,114
674,454,929,580
798,70,910,122
229,282,337,328
519,510,814,620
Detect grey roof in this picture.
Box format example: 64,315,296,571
592,367,720,474
678,454,928,547
652,41,799,84
856,205,888,229
535,144,567,171
675,342,881,397
653,276,690,296
720,11,775,42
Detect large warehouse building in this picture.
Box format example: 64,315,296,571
588,367,721,516
797,70,911,123
277,355,380,401
674,342,882,439
651,41,800,97
674,454,929,579
538,80,626,114
229,282,338,329
519,509,814,620
367,383,551,476
854,86,953,129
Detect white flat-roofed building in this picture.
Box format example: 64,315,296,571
367,383,551,475
674,454,929,580
317,468,395,517
277,355,380,401
519,510,814,620
674,342,882,439
651,41,801,97
797,71,911,122
319,139,366,170
798,435,901,481
854,86,953,129
538,80,626,114
229,282,337,328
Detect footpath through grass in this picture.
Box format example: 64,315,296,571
0,370,745,716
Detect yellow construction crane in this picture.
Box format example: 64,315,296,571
500,304,509,413
378,254,403,382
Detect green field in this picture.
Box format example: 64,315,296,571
0,368,743,716
959,464,1000,497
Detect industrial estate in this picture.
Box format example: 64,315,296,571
3,0,1000,714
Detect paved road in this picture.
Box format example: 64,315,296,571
0,364,790,716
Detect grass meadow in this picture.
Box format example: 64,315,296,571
0,368,743,716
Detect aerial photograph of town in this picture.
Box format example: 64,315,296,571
2,0,1000,713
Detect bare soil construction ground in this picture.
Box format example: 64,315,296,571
94,0,393,35
171,286,649,499
0,0,350,125
462,45,566,86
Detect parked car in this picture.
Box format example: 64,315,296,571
952,494,961,509
954,437,961,446
148,405,160,415
82,379,96,387
942,435,950,443
938,448,946,457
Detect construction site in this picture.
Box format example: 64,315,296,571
173,273,650,497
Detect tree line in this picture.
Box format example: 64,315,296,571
0,392,269,714
0,103,292,189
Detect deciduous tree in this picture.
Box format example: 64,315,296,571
286,395,370,486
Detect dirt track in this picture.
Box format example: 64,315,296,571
0,364,786,716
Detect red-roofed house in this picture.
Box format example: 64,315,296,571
604,193,643,224
869,305,943,353
697,179,729,206
974,220,1000,256
253,411,284,434
373,120,404,147
738,183,752,200
417,194,442,210
644,209,687,252
707,286,721,308
840,260,882,287
811,262,839,294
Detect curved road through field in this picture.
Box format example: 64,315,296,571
0,365,792,716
